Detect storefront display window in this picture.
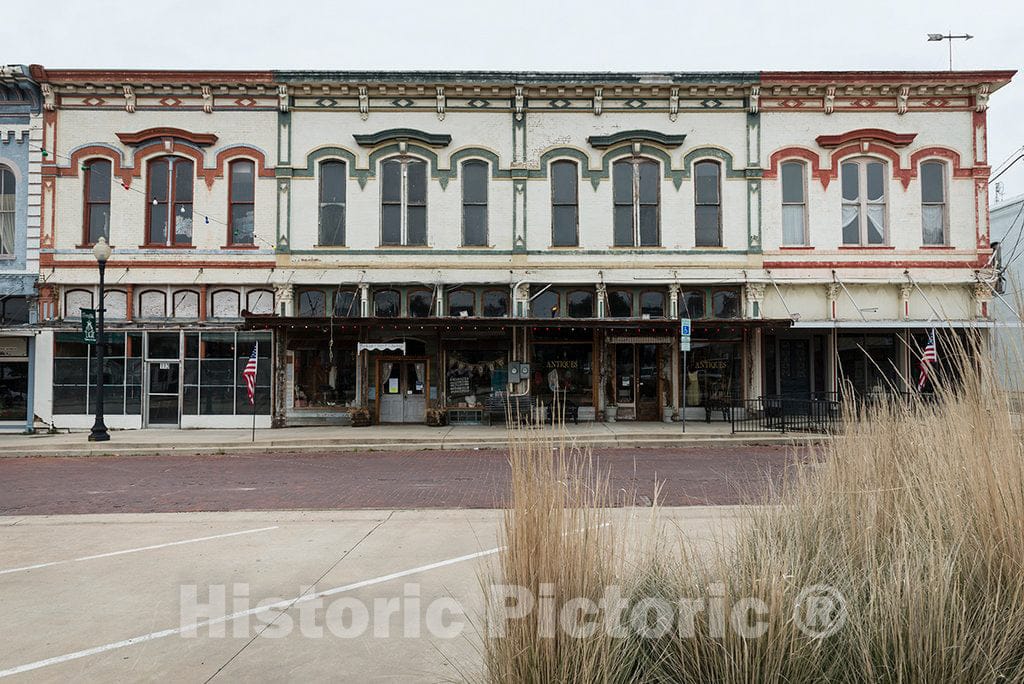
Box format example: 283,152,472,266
445,349,507,405
291,344,357,408
53,332,143,415
533,343,593,407
681,330,742,409
838,333,901,397
0,358,28,421
183,332,272,415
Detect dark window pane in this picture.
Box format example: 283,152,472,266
866,162,885,202
87,160,111,202
842,206,860,244
551,161,577,204
407,206,427,245
639,206,658,246
2,297,29,324
638,161,658,204
614,205,634,246
319,204,344,245
608,291,632,317
695,206,721,246
448,290,475,317
381,205,402,245
333,291,358,317
321,161,346,204
182,385,198,415
613,161,632,204
199,386,234,415
567,291,593,318
149,160,168,202
781,162,804,203
408,291,433,317
463,205,487,246
462,161,487,203
407,161,427,203
552,206,578,246
298,290,326,317
200,358,234,386
640,292,665,317
712,290,740,318
694,161,719,203
230,161,255,202
531,290,559,318
841,163,859,201
381,160,401,202
374,291,400,317
681,291,705,319
231,206,255,244
54,358,88,384
921,162,945,203
148,332,180,359
88,204,110,243
174,160,193,201
483,291,508,317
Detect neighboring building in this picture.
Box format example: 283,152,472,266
24,66,1015,429
0,65,42,432
990,192,1024,391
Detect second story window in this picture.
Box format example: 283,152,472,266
921,161,947,245
318,160,346,246
781,161,807,246
228,160,255,246
0,165,15,256
147,156,193,246
613,158,659,247
694,160,722,247
841,159,886,245
551,160,579,246
461,160,488,246
83,159,111,245
381,158,427,246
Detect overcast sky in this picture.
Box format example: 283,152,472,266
5,0,1022,201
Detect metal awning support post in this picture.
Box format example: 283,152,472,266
832,270,868,322
765,270,798,320
979,276,1024,326
904,270,945,322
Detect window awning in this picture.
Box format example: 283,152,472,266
357,342,406,354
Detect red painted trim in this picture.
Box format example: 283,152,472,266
837,245,896,250
212,146,275,180
199,284,209,322
919,245,956,250
816,129,917,149
763,147,832,188
124,284,134,322
777,246,815,250
57,146,133,187
759,70,1016,86
117,128,218,147
764,257,988,269
39,254,276,269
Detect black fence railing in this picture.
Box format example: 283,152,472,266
731,391,936,434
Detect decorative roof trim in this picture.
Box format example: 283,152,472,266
116,127,218,147
586,130,687,149
815,128,917,149
353,129,452,148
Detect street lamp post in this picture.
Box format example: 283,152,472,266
89,237,112,442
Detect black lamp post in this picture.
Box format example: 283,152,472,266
89,236,112,442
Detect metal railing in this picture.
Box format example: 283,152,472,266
731,390,936,434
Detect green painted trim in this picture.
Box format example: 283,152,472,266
587,130,686,149
681,147,745,179
746,178,762,253
352,128,452,147
529,145,686,190
292,145,362,181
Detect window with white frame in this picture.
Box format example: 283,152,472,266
841,159,887,245
613,158,659,247
921,161,948,245
0,165,14,256
781,161,808,245
381,157,427,246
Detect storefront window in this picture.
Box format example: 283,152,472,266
838,333,900,397
680,290,705,319
682,330,742,410
448,290,475,317
608,290,633,318
640,291,665,318
532,343,593,407
711,289,740,318
0,339,29,421
53,332,142,415
445,349,507,405
531,290,559,318
482,290,509,317
567,290,594,318
292,343,357,408
183,332,272,415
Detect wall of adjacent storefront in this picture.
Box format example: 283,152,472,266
0,334,35,432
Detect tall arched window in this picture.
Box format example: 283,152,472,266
146,156,193,246
228,159,255,245
461,160,488,246
921,160,947,245
381,158,427,246
318,160,346,246
0,165,13,256
373,290,400,317
694,160,722,247
841,158,886,245
613,158,659,247
83,159,111,245
780,161,807,246
551,160,579,247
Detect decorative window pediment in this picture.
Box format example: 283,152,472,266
815,128,916,149
353,128,452,148
115,127,218,147
587,130,686,149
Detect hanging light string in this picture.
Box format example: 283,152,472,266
32,142,277,250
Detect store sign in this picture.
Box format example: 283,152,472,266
81,309,97,345
0,337,28,358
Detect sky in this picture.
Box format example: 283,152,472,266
4,0,1022,201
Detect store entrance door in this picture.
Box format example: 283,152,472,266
378,359,427,423
146,361,180,427
778,339,812,397
614,344,660,421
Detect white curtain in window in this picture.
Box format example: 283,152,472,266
922,206,945,245
0,192,14,255
414,362,425,386
782,206,805,245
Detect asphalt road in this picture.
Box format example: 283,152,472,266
0,445,806,515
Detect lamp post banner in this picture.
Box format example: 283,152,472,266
81,309,97,345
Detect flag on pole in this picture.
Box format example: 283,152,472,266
243,343,259,405
917,331,937,391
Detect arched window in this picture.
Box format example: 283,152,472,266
841,158,886,245
172,290,199,318
146,156,193,246
694,160,721,247
448,290,475,317
921,160,947,245
461,160,488,246
103,290,127,320
613,158,659,247
712,289,740,319
408,289,434,317
374,290,400,317
332,290,359,317
138,290,168,318
607,290,633,318
64,289,93,319
246,289,274,315
83,159,111,245
318,160,346,246
0,165,15,255
531,290,560,318
483,290,509,317
228,159,255,245
551,160,579,247
297,289,326,317
567,290,594,318
640,291,665,318
381,158,427,246
680,290,705,319
211,289,241,318
780,161,807,246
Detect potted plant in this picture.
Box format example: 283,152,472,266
350,407,371,427
426,408,448,427
605,404,618,422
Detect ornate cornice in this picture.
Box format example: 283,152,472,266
352,129,452,148
116,127,218,147
815,129,917,149
587,130,686,149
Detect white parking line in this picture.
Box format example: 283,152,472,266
0,544,502,678
0,526,280,576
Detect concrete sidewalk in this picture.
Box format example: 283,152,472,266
0,421,810,458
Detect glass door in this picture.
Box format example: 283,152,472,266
614,345,635,417
636,344,660,421
147,361,180,426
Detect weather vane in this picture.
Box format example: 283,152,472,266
927,32,973,71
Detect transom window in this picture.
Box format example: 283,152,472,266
531,290,560,318
448,290,475,317
613,158,659,247
83,159,111,245
482,290,509,317
694,160,722,247
841,159,886,245
640,291,665,318
0,165,15,256
374,290,401,317
921,161,947,245
551,160,579,247
318,160,346,246
567,290,594,318
146,156,193,246
781,161,807,246
608,290,633,318
408,290,434,318
381,158,427,246
297,289,326,317
228,160,255,245
461,160,488,246
680,290,706,319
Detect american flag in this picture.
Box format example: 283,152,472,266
243,343,259,405
917,332,937,391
